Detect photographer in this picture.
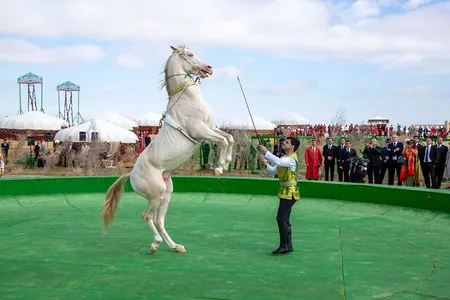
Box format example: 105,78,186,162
349,156,368,183
363,138,383,184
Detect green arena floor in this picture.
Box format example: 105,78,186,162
1,192,450,299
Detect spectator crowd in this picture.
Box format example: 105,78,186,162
300,135,450,189
275,123,448,140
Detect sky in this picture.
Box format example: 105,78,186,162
0,0,449,127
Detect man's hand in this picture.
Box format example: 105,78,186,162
260,157,268,166
258,145,268,154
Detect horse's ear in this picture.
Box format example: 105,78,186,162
170,45,177,51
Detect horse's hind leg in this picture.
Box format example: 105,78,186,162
133,170,166,254
155,175,186,253
141,200,163,254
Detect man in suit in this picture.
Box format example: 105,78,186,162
379,138,391,183
363,138,383,184
339,140,357,182
418,137,437,188
413,135,423,152
335,137,346,182
387,134,404,186
322,137,336,181
434,137,449,189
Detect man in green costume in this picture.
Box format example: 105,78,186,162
259,137,301,255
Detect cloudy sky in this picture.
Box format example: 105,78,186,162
0,0,449,126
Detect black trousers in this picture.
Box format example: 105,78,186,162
337,165,344,182
435,165,445,189
421,162,435,188
368,164,382,184
324,161,335,181
367,164,374,183
388,162,402,186
343,163,350,182
276,198,297,247
380,163,388,183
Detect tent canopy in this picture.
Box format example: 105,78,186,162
225,116,276,130
134,112,161,126
54,119,138,143
271,112,309,125
101,111,138,130
0,111,68,130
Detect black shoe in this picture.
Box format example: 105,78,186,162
272,246,290,255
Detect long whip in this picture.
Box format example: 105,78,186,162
237,76,260,144
239,129,264,158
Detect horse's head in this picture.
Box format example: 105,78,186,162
170,45,213,79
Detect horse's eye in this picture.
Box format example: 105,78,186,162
187,53,193,57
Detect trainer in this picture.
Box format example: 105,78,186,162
259,137,300,255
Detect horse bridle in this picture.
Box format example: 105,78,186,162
166,49,202,96
159,50,202,127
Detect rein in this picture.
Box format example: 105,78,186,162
162,72,200,121
157,51,202,145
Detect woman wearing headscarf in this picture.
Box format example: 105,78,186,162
400,139,421,187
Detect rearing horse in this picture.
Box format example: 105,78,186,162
101,45,234,253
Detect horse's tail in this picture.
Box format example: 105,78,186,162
101,172,131,231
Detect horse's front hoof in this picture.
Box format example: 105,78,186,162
214,168,223,178
149,244,158,254
174,246,187,253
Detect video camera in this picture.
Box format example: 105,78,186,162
350,156,364,166
349,156,367,174
349,155,368,183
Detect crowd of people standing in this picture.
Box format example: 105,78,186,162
303,135,449,189
276,123,448,140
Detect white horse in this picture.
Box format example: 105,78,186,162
101,45,234,253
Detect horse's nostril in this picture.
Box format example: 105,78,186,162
207,65,212,69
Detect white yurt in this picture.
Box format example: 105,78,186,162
224,116,276,135
0,111,68,130
227,116,276,130
54,119,138,143
134,112,161,127
134,112,162,136
271,112,310,126
100,111,138,131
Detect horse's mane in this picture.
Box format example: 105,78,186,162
160,45,186,97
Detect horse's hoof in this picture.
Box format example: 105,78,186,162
214,168,223,178
175,246,187,253
149,244,158,254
